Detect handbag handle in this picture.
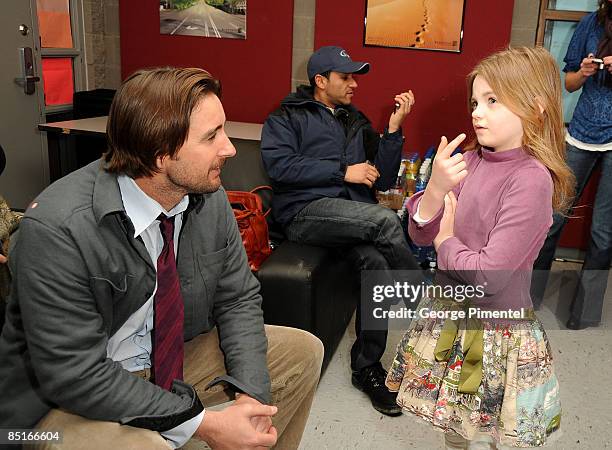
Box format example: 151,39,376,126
249,185,273,218
232,208,255,221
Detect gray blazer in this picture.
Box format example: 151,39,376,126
0,160,270,431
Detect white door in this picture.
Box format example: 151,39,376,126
0,0,48,210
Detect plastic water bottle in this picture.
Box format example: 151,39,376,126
415,173,427,193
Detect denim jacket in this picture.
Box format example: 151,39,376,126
563,11,612,145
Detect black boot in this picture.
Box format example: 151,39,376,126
352,363,402,416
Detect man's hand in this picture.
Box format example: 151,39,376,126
433,191,457,250
388,90,415,133
235,394,274,435
196,399,278,450
0,254,6,264
345,162,380,187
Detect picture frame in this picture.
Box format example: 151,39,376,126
160,0,247,39
363,0,466,53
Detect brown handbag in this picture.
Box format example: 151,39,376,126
226,186,273,272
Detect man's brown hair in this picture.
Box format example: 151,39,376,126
104,67,221,178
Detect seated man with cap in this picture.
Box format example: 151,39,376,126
261,45,422,416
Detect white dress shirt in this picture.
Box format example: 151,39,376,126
106,175,204,448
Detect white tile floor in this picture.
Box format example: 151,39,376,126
299,262,612,449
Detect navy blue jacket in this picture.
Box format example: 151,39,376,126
261,86,404,226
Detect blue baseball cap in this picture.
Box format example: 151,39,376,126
307,46,370,81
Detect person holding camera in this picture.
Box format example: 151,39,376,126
531,0,612,329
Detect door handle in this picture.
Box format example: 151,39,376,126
14,47,40,95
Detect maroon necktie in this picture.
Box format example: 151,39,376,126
152,215,184,390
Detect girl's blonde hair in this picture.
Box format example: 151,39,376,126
466,46,575,213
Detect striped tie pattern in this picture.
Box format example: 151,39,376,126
152,215,184,390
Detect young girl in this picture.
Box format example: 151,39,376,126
386,46,574,449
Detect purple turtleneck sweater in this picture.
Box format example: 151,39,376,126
407,147,553,311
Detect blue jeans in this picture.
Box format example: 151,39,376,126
531,144,612,323
285,197,423,371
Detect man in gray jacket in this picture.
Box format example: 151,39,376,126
0,67,323,450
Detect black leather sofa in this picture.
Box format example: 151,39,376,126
221,137,358,371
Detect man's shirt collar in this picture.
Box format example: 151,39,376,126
117,175,189,238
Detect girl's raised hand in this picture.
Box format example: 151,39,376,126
428,134,468,197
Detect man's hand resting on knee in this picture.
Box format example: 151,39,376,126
235,393,276,436
195,393,278,449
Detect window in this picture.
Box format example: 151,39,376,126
536,0,599,122
36,0,86,112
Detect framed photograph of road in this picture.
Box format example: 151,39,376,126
364,0,465,52
160,0,247,39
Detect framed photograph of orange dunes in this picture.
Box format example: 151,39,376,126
364,0,466,52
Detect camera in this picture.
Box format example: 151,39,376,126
591,58,605,70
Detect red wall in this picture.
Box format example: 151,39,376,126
118,0,293,123
314,0,514,154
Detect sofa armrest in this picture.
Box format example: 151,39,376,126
256,241,357,369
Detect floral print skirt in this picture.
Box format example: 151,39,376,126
386,297,561,448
